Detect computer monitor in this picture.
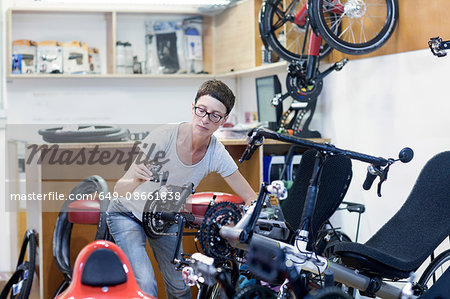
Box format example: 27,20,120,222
255,75,282,129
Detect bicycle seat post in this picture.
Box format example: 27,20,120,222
295,152,324,252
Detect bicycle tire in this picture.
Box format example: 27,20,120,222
417,249,450,294
309,0,398,55
260,0,336,63
38,125,130,143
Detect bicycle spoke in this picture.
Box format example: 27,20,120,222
273,18,286,31
359,18,366,43
337,18,355,41
319,0,392,44
286,0,299,16
326,13,344,32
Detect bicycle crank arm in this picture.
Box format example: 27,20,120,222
315,58,348,82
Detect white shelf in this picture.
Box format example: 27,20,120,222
216,61,288,78
7,61,289,80
7,73,215,79
8,5,213,15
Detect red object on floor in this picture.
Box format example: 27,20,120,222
54,240,157,299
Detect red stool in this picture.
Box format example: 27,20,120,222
67,198,101,225
55,240,156,299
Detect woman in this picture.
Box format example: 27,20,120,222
106,80,257,298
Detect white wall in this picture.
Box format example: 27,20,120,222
238,49,450,246
320,49,450,243
6,77,236,125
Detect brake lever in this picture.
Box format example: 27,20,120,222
376,163,391,197
238,132,264,163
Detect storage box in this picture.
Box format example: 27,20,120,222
12,39,37,74
62,41,89,74
37,40,63,74
183,17,203,74
145,19,186,74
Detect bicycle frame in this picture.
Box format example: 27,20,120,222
294,1,322,83
221,199,406,298
263,0,348,137
219,127,415,298
283,0,347,84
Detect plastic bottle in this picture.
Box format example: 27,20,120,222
124,42,133,74
116,41,126,74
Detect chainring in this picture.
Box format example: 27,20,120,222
286,71,323,101
198,201,242,261
142,183,193,239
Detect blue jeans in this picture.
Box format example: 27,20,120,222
106,199,190,299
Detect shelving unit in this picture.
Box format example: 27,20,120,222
6,0,277,80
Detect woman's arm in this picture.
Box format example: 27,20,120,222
223,170,257,205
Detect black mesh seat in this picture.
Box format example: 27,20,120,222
281,149,353,248
333,151,450,280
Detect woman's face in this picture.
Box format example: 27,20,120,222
192,95,228,137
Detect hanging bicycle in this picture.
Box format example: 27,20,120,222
259,0,399,137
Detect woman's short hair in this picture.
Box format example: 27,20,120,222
194,80,235,115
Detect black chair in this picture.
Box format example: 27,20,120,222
0,230,37,299
52,175,111,297
281,149,353,250
332,151,450,291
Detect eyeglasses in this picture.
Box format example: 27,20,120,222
194,106,226,123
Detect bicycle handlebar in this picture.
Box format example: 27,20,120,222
241,127,391,165
240,127,413,195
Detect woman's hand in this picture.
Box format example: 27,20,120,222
114,161,153,196
132,163,153,182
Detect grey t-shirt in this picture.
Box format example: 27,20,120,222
117,123,238,220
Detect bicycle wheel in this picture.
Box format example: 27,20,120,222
260,0,336,63
417,249,450,294
309,0,398,55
